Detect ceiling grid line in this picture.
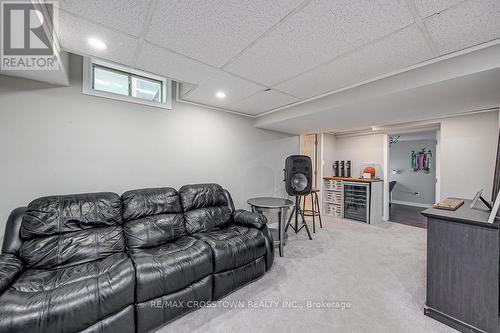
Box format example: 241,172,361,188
225,89,274,107
139,40,221,82
130,39,278,94
220,0,313,70
267,87,302,100
254,39,500,118
182,66,268,97
131,0,159,67
403,0,441,56
56,5,269,89
182,67,302,105
418,0,468,20
57,8,139,39
225,87,297,109
50,0,500,118
268,23,417,90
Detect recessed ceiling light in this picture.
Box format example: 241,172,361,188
88,38,107,50
215,91,226,99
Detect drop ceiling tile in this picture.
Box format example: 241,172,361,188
224,0,413,86
57,0,152,36
56,11,138,65
136,42,218,84
274,25,434,99
145,0,304,67
413,0,465,18
425,0,500,54
182,70,265,107
229,90,299,115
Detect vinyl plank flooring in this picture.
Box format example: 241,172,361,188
389,203,427,229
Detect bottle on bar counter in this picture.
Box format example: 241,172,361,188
333,161,339,177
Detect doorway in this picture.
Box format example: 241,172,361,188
387,130,438,228
300,134,318,188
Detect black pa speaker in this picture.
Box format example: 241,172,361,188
284,155,312,196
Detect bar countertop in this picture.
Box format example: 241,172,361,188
323,176,383,183
422,199,498,229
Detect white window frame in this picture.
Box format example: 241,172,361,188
83,57,172,109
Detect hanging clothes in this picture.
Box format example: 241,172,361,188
410,149,432,173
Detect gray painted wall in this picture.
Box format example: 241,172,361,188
389,139,436,205
0,55,298,242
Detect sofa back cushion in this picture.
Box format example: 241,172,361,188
121,187,186,249
179,184,232,234
20,192,124,269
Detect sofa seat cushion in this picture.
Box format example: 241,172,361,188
194,224,266,273
128,236,212,303
0,252,135,333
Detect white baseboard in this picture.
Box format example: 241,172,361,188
391,200,432,208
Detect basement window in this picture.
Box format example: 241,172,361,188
83,58,171,109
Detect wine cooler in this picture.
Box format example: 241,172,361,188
343,181,370,223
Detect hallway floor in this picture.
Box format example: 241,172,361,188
389,203,427,228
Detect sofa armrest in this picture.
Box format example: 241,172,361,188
232,209,267,229
0,253,23,294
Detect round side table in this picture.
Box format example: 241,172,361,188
247,197,293,257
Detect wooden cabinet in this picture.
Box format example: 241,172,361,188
322,177,383,224
422,201,500,333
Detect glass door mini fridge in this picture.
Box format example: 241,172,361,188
342,181,370,223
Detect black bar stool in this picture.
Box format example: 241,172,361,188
301,188,323,233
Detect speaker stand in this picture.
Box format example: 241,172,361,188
285,196,312,240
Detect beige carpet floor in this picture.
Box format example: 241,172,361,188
156,217,456,333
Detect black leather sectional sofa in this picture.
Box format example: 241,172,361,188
0,184,274,333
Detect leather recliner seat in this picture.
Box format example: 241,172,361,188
0,193,136,333
179,184,274,299
0,184,274,333
121,187,213,333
